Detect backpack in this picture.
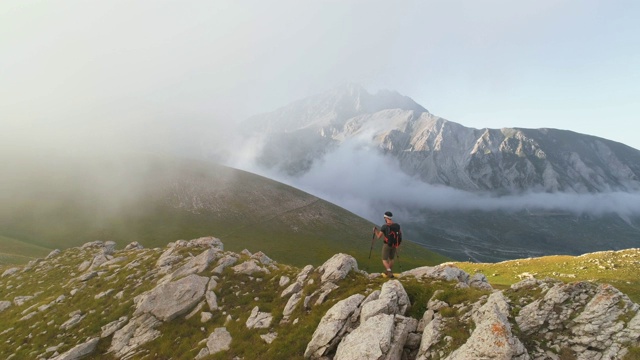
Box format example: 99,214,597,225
385,223,402,248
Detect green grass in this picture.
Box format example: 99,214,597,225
0,234,52,265
454,249,640,303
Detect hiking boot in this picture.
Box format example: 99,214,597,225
386,270,394,278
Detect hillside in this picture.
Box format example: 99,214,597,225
230,85,640,262
0,238,637,359
0,155,446,269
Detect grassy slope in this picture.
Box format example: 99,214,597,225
0,235,52,265
0,155,448,269
455,248,640,303
0,243,636,359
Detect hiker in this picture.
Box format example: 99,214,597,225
373,211,402,278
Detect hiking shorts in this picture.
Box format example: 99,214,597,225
382,243,396,261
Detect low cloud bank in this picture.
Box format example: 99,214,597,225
231,139,640,222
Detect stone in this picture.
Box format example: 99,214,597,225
245,306,273,329
212,254,239,274
335,314,395,360
402,264,470,284
205,327,232,355
304,294,365,359
317,253,358,284
101,316,128,338
446,292,529,360
109,313,161,358
260,332,278,344
124,242,144,251
359,279,410,323
50,337,99,360
134,274,209,321
0,301,11,313
231,259,270,275
1,268,19,278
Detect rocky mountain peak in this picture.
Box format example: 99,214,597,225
243,84,427,135
1,237,638,359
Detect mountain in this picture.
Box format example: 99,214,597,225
234,85,640,262
0,238,638,359
0,155,446,269
242,85,640,193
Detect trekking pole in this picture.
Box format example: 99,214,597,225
397,246,403,273
368,227,377,259
367,227,376,271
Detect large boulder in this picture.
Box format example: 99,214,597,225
134,274,209,321
335,313,395,360
360,279,410,323
109,313,162,358
402,264,470,284
446,292,529,360
305,293,365,359
317,254,358,284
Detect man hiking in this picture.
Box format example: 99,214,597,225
373,211,402,278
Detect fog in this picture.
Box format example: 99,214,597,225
2,1,640,228
232,137,640,223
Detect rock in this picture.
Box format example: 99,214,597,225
206,291,218,311
50,337,99,360
402,264,470,284
416,313,445,359
281,281,303,299
304,294,365,359
260,332,278,344
516,281,594,335
446,292,529,360
201,312,213,323
417,309,435,331
60,312,86,330
251,251,274,265
103,241,117,255
156,246,183,268
188,236,224,249
101,316,128,338
279,276,291,287
160,248,219,283
78,271,98,282
0,301,12,312
14,295,34,306
109,313,161,358
46,249,61,259
1,267,19,278
245,306,273,329
212,254,239,274
335,313,395,360
205,327,232,355
134,274,209,321
317,254,358,284
124,241,144,251
360,279,410,323
283,291,303,319
570,284,640,358
469,273,493,290
232,259,270,275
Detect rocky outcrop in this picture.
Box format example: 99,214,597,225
0,238,637,360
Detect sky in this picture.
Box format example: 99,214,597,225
2,0,640,157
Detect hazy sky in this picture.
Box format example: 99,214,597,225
2,0,640,156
